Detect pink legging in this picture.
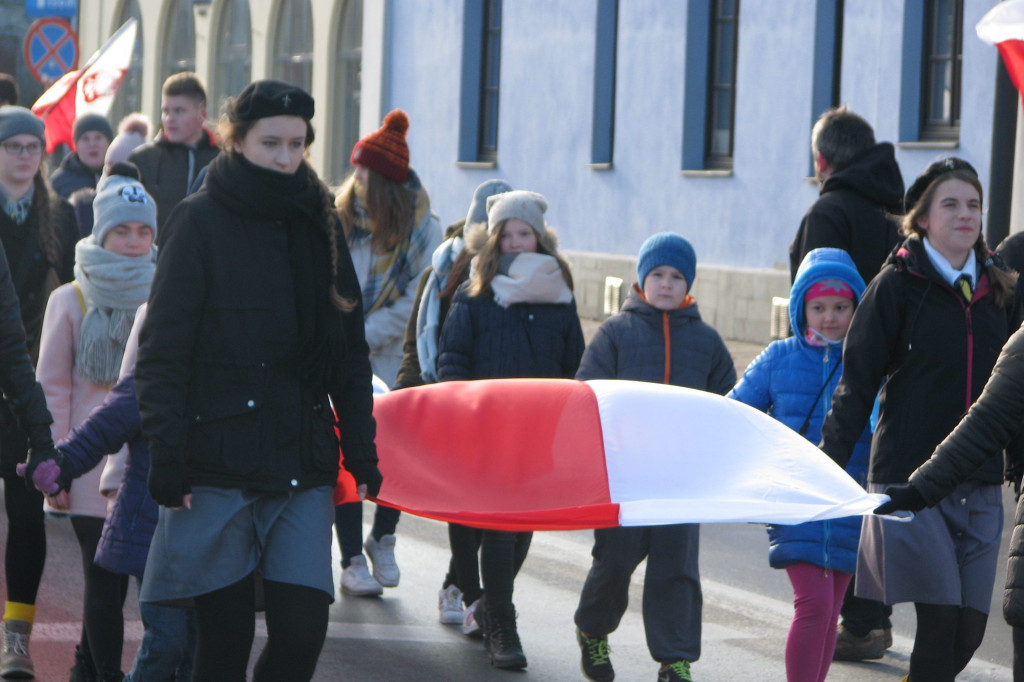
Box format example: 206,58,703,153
784,563,852,682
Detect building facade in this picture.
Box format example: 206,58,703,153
40,0,1021,341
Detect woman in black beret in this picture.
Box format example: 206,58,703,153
820,158,1022,682
133,80,381,681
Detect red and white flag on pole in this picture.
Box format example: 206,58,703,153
31,19,137,154
978,0,1024,104
368,379,886,531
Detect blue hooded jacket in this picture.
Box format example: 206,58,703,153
728,248,872,573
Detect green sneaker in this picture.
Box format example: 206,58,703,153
657,660,693,682
576,627,614,682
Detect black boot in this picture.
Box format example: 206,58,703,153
486,605,527,670
69,645,97,682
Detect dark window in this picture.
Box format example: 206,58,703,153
810,0,843,174
161,0,195,89
459,0,501,163
110,0,143,125
213,0,252,111
591,0,617,166
478,0,502,162
273,0,314,92
331,0,363,184
920,0,962,140
705,0,739,170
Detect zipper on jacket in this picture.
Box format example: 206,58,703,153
662,311,671,384
823,521,831,575
965,305,974,412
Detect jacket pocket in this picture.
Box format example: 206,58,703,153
185,371,267,478
306,401,341,476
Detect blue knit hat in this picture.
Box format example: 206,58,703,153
637,232,697,288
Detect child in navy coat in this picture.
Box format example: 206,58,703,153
573,233,735,682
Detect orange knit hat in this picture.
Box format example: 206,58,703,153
350,109,410,183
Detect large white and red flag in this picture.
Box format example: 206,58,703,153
978,0,1024,103
368,379,886,531
31,19,137,154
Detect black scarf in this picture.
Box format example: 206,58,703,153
206,152,343,390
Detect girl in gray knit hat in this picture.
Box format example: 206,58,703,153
34,172,157,681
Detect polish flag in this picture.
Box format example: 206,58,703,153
31,19,137,154
368,379,885,531
978,0,1024,104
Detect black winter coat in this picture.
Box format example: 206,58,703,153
821,237,1023,484
789,143,904,286
48,153,99,199
135,176,378,495
0,239,54,457
437,286,585,382
129,130,219,238
902,326,1024,625
576,288,736,396
0,176,78,362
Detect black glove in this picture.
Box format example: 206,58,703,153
147,460,190,508
873,483,927,515
342,458,383,498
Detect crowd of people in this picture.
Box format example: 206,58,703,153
0,69,1019,682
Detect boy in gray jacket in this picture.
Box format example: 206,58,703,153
573,233,735,682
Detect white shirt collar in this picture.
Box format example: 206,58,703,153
922,237,978,289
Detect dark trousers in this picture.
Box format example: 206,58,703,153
0,417,46,606
71,516,129,678
445,523,483,605
839,579,892,636
480,530,532,612
575,524,702,663
333,502,401,566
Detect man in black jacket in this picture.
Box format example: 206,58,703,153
0,105,71,678
789,106,905,287
789,106,903,661
128,72,218,241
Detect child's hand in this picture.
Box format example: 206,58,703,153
48,490,70,510
17,458,65,495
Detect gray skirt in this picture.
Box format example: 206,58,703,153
140,485,335,607
855,481,1002,613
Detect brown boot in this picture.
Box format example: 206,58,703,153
832,624,886,661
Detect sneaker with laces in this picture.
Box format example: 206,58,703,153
438,584,464,624
657,660,693,682
485,605,527,669
577,627,614,682
364,534,400,587
0,619,33,679
463,596,484,637
340,555,384,596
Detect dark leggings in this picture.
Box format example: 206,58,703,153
192,574,329,682
479,530,532,612
445,523,483,605
70,516,129,678
333,502,401,566
1,422,46,605
909,603,987,682
1014,625,1024,682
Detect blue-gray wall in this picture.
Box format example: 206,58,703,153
383,0,1000,270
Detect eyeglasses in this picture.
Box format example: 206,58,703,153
1,141,43,157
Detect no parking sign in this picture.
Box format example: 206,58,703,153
23,18,79,85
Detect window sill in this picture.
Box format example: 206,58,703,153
896,140,959,150
679,169,733,178
589,162,613,171
455,161,497,169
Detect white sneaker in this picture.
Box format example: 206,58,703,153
340,555,383,596
364,534,400,587
462,598,483,637
438,584,464,624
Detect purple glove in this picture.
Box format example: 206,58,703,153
16,459,63,495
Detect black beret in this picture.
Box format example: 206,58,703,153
234,80,314,122
905,157,978,214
